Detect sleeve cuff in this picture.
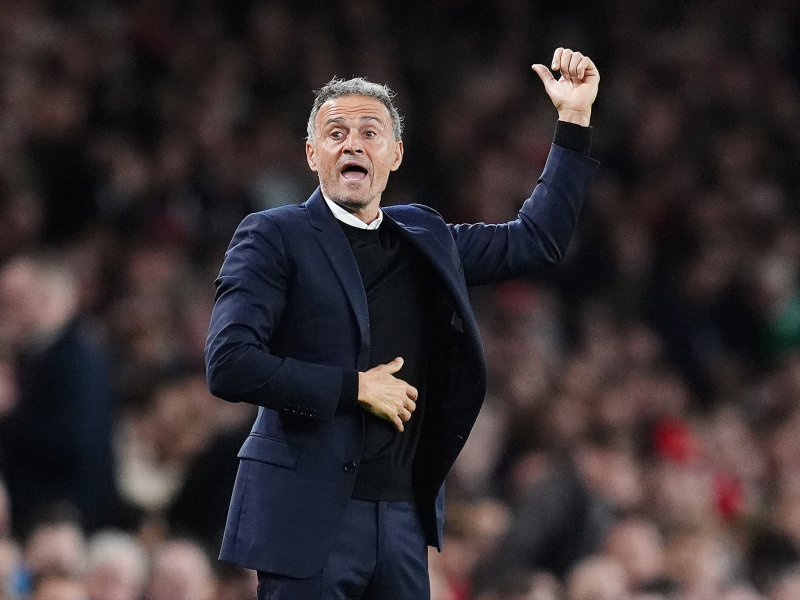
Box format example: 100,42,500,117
553,120,592,156
336,368,360,413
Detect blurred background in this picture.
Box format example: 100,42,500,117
0,0,799,599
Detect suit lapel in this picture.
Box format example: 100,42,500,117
382,211,469,314
305,189,370,364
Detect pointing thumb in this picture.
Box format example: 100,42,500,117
532,64,555,86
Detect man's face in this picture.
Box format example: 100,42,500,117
306,95,403,215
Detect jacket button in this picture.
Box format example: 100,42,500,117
343,462,356,473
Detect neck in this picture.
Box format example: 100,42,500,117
352,204,380,225
329,195,381,225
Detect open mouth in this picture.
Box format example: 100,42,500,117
341,163,368,182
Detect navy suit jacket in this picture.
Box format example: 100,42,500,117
205,143,598,577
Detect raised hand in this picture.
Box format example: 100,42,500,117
532,47,599,127
357,357,418,432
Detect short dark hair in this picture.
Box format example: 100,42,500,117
307,77,403,141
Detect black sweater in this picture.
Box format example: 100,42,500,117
339,220,435,501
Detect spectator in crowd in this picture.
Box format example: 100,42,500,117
565,556,629,600
602,516,666,593
114,368,253,539
167,417,253,554
115,371,226,515
0,255,115,533
22,508,87,586
145,539,215,600
85,530,149,600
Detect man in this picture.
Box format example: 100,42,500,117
0,254,116,534
206,47,599,599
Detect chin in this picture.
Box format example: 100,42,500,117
335,197,370,211
329,190,373,209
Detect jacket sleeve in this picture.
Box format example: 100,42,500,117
205,212,344,422
450,143,599,286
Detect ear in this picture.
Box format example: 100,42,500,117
305,140,318,172
390,140,404,172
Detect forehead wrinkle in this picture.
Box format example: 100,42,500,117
361,115,388,129
323,114,387,128
317,98,391,130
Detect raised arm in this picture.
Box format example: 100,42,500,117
453,48,600,286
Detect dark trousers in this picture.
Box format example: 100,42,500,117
257,499,430,600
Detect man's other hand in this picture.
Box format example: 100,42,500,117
358,357,418,432
532,47,599,127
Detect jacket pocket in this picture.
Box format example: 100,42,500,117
237,434,299,469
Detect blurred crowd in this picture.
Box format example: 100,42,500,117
0,0,799,599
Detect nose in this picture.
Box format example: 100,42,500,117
344,131,363,154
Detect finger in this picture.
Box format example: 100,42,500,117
392,415,404,432
560,48,574,81
532,64,556,87
399,408,412,422
576,55,591,80
383,357,404,374
551,47,564,70
584,57,599,81
405,399,417,413
568,52,584,80
407,385,418,401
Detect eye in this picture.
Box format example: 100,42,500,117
330,130,344,139
364,131,376,138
